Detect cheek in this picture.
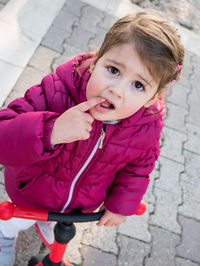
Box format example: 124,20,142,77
86,76,102,99
122,99,142,117
86,78,95,100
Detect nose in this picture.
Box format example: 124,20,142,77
108,84,123,99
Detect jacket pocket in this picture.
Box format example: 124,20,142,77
16,164,42,191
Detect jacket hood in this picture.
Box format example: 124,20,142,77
56,53,166,127
120,98,166,127
56,53,93,104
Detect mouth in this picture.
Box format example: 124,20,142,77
99,99,115,110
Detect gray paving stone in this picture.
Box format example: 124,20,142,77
178,63,193,88
167,82,191,109
52,46,84,72
3,66,48,108
62,43,84,58
176,257,200,266
144,168,159,205
117,234,150,266
150,187,181,233
53,9,77,33
0,60,23,108
41,0,80,54
99,12,117,30
179,182,200,220
118,203,153,243
14,225,42,266
29,45,59,74
88,27,108,50
179,151,200,220
82,0,110,10
183,51,193,69
79,4,105,34
184,123,200,155
191,61,200,77
81,245,117,266
176,216,200,263
0,183,9,201
65,222,91,265
179,181,200,220
160,126,186,163
66,25,95,51
0,166,4,184
164,102,188,133
41,24,71,53
82,223,118,254
145,226,180,266
191,53,200,64
187,67,200,127
52,54,76,72
183,150,200,180
155,156,183,195
64,0,87,16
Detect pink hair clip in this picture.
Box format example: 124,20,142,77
171,64,183,84
177,64,182,72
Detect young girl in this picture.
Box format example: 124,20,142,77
0,11,184,265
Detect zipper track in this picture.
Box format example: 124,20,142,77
61,136,101,213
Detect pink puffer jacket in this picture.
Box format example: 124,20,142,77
0,54,166,215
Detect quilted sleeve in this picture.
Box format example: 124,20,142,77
0,74,65,166
104,142,160,216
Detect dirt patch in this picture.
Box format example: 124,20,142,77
131,0,200,34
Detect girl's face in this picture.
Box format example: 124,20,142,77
86,43,160,122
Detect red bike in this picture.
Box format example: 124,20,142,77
0,201,146,266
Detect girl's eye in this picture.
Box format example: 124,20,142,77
132,81,145,91
108,66,120,76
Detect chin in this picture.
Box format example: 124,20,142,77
91,114,105,121
89,111,107,121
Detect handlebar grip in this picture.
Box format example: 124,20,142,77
48,211,104,223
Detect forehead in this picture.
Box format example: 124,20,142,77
104,44,152,75
101,43,146,71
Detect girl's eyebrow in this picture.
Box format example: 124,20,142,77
106,59,125,69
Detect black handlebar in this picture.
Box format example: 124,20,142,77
48,210,105,223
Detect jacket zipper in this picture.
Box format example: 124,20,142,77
61,128,106,213
99,128,105,149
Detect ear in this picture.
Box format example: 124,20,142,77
144,90,163,108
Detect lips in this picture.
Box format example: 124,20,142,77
100,100,115,109
94,97,116,113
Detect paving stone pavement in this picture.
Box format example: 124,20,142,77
1,0,200,265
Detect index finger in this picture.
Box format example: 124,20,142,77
78,97,105,112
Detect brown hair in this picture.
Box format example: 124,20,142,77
92,10,185,93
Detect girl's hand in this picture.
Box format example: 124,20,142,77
97,207,126,227
51,97,105,145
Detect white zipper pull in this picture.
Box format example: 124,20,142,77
99,128,105,149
